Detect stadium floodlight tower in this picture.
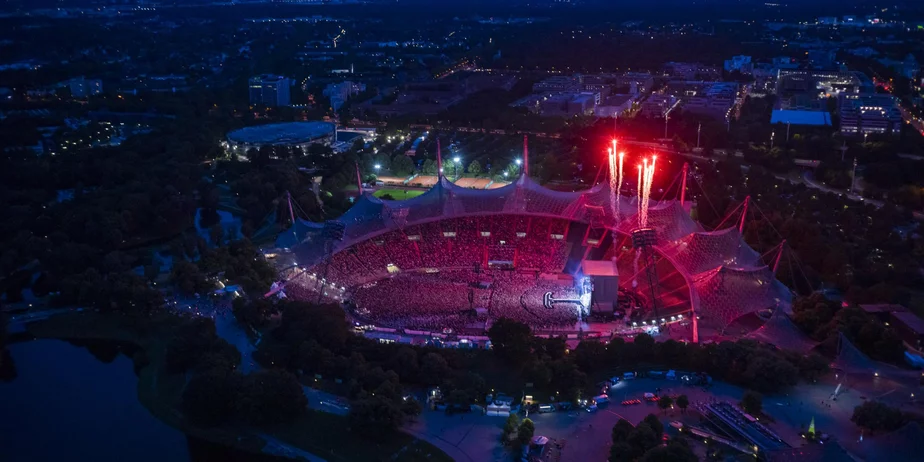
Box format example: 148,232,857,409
631,227,662,329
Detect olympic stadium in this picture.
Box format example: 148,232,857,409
270,168,800,345
224,121,336,156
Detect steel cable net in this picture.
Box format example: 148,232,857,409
661,227,762,276
745,307,818,353
834,332,883,374
614,201,702,244
692,266,786,332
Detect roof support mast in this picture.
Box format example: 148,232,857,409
739,196,750,234
772,240,787,277
680,162,689,206
355,162,363,196
523,135,529,177
436,138,443,179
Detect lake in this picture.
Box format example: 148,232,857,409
0,338,192,462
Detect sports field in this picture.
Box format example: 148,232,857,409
373,188,425,200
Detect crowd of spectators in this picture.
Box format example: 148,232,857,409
487,272,581,328
279,215,590,330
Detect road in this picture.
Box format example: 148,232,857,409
898,105,924,137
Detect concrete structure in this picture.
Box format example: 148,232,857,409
614,72,654,94
838,93,903,136
890,311,924,352
594,94,637,118
224,121,335,159
249,74,292,107
671,82,739,122
323,81,366,111
532,75,582,93
539,92,598,117
639,94,679,119
663,62,721,80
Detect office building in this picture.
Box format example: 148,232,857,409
838,93,902,136
639,94,679,119
614,72,654,94
323,81,367,111
249,75,292,107
532,75,582,93
594,94,637,118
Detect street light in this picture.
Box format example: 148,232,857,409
374,164,381,170
515,158,522,175
453,156,461,180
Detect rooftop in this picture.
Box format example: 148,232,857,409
227,122,335,145
891,311,924,335
858,304,908,314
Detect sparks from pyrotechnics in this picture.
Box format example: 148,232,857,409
640,155,657,227
607,140,624,220
636,164,642,225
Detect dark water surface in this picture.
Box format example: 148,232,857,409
0,339,192,462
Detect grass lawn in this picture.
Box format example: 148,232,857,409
373,188,425,200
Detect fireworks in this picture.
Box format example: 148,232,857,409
640,155,657,227
607,139,624,220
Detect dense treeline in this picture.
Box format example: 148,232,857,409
792,294,906,364
166,316,308,428
242,298,828,439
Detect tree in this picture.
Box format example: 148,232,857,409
676,395,689,414
391,155,414,176
170,259,212,295
348,396,405,439
468,159,482,175
643,414,664,438
209,224,224,246
626,422,660,456
640,438,698,462
234,369,307,426
741,390,763,415
609,442,635,462
503,413,521,443
611,418,633,443
420,352,450,386
517,418,535,446
658,395,673,413
182,369,239,426
851,401,905,433
487,317,533,364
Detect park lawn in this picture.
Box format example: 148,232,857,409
373,188,425,200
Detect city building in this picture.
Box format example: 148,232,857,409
890,311,924,352
532,75,582,93
639,94,679,119
724,55,753,74
224,121,336,159
323,81,367,111
614,72,654,94
594,94,638,118
663,62,721,80
538,92,598,117
249,74,292,107
64,76,102,98
676,82,739,122
838,93,903,136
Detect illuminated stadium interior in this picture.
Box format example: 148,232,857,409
271,172,791,342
